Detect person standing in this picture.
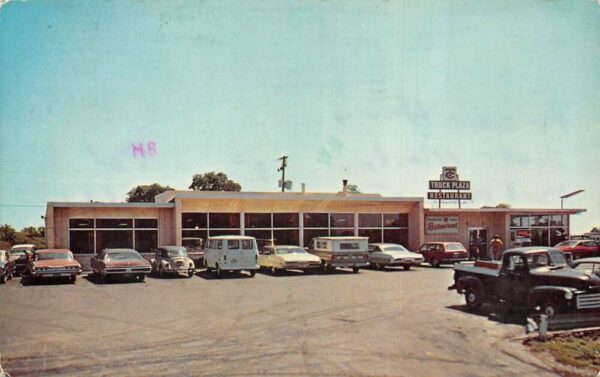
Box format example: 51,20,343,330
490,234,504,260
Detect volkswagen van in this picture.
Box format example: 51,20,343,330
203,235,259,278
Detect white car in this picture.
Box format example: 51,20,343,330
368,243,424,270
259,245,322,274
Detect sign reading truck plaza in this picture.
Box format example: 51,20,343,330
428,166,472,208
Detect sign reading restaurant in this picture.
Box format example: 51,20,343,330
428,166,472,208
425,216,459,234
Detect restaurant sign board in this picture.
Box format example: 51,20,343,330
425,216,459,234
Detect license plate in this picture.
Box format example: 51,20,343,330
122,273,133,278
60,273,72,277
42,274,54,277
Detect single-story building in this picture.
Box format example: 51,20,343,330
44,190,584,256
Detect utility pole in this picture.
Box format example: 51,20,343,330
278,155,288,192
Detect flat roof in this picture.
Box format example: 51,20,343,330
154,190,423,203
48,202,175,208
425,208,585,215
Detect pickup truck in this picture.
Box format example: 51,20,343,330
448,247,600,317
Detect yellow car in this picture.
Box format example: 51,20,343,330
259,245,322,274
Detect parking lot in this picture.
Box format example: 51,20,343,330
0,266,557,377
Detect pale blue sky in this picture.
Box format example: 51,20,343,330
0,0,598,233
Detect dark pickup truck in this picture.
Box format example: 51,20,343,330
448,247,600,317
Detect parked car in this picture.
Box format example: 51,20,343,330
0,250,15,284
571,257,600,278
555,239,600,260
203,236,259,278
182,237,204,267
307,237,369,273
259,245,322,274
90,249,151,282
448,247,600,317
150,246,195,278
418,242,469,267
368,243,424,270
9,244,36,275
22,249,82,284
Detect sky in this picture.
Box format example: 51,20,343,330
0,0,598,233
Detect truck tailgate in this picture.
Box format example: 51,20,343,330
454,264,500,278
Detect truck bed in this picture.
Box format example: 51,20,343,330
454,263,500,278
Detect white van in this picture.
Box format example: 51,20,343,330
307,237,369,273
203,235,259,278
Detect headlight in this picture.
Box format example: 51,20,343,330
564,290,573,300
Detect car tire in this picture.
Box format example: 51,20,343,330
403,265,411,271
322,263,331,274
249,270,256,278
0,273,6,284
352,267,359,273
270,266,277,275
187,268,194,278
69,275,76,284
374,262,382,270
431,258,440,268
137,274,145,282
215,264,222,279
465,287,483,312
158,266,164,278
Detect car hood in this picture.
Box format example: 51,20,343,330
531,267,600,287
165,257,193,264
383,251,423,259
279,254,321,263
32,259,81,268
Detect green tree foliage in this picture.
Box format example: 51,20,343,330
189,172,241,191
347,184,360,193
591,227,599,233
495,203,512,208
126,183,173,202
0,224,46,248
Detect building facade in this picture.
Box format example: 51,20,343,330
45,191,583,256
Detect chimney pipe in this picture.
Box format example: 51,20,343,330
342,179,348,194
301,183,306,193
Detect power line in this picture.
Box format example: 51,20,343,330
0,204,46,208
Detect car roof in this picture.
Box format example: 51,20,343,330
208,235,255,240
36,249,72,254
102,248,139,253
313,237,368,240
158,245,186,251
572,257,600,264
11,244,36,249
269,245,302,248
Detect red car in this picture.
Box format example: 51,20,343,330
22,249,82,284
90,248,151,282
418,242,469,267
555,239,600,260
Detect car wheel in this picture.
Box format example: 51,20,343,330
187,268,194,278
431,258,440,268
374,262,382,270
465,287,483,312
270,266,277,275
69,275,76,284
352,267,359,273
403,265,411,271
322,263,330,274
0,273,6,284
249,270,256,278
215,264,222,279
158,266,164,278
137,274,146,282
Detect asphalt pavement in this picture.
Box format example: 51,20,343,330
0,266,558,377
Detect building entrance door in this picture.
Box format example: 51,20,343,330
468,228,488,260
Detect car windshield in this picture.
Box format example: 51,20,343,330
574,262,597,275
36,252,73,261
0,253,6,262
526,251,566,268
10,250,27,256
383,246,408,252
446,243,464,251
182,239,202,248
276,247,306,255
556,241,578,247
106,252,141,261
167,249,187,257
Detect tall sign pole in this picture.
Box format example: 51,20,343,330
278,155,288,192
428,167,472,208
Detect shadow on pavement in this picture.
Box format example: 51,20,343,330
196,269,254,280
20,276,77,286
446,304,527,325
83,273,146,285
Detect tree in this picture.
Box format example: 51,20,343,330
126,183,173,202
189,172,241,191
0,224,16,243
495,203,511,209
591,227,599,233
347,184,361,193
